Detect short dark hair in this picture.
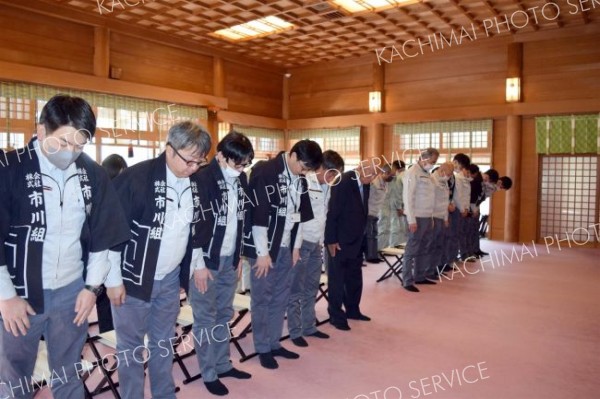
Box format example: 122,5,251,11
290,139,323,170
392,160,406,170
39,94,96,139
469,164,480,174
499,176,513,190
102,154,128,180
453,153,471,169
322,150,344,172
484,169,500,183
217,130,254,165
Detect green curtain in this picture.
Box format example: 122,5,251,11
535,114,599,154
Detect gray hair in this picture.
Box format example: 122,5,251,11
167,121,211,156
420,147,439,161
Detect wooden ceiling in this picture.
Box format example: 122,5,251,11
41,0,599,67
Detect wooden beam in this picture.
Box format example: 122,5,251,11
218,111,286,130
0,60,228,109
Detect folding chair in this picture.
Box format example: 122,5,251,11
230,293,257,362
315,273,330,326
172,304,202,384
31,340,96,398
377,247,404,283
86,331,124,399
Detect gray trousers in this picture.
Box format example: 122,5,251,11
389,213,408,247
287,240,322,339
0,279,87,399
402,217,433,286
249,248,293,354
112,267,181,399
425,217,445,277
444,210,460,264
189,255,236,382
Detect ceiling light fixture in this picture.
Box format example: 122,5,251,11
331,0,420,13
210,16,295,42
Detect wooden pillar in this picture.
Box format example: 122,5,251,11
503,43,523,242
363,122,384,161
207,110,218,158
93,27,110,78
282,73,290,120
504,115,522,242
360,62,385,160
213,57,224,97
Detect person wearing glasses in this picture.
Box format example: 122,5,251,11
243,140,323,370
0,95,130,398
104,121,211,399
189,131,254,396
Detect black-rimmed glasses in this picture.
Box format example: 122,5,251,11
167,143,207,168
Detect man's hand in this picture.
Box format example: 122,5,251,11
473,210,480,218
448,203,456,213
327,243,341,258
461,210,469,217
0,296,36,337
107,285,126,306
292,248,301,267
409,223,418,233
73,289,96,327
194,268,213,294
253,255,272,278
396,209,404,217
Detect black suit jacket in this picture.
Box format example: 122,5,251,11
324,170,370,260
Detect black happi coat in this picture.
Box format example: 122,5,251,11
242,152,313,260
112,152,202,300
0,138,130,313
195,159,249,270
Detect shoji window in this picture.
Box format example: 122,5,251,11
233,125,285,161
536,115,600,243
539,156,598,243
393,119,493,165
0,81,207,164
288,127,361,170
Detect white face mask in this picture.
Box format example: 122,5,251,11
43,139,81,170
223,166,241,179
423,162,434,172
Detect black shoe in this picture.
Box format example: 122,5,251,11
347,314,371,321
307,330,330,339
330,321,351,331
477,250,489,257
204,379,228,396
218,367,252,380
460,256,477,263
271,347,300,359
415,280,436,285
403,285,420,292
367,259,382,264
258,353,278,369
291,337,308,347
